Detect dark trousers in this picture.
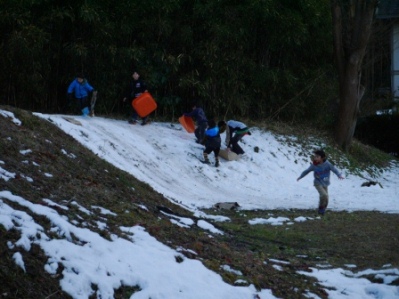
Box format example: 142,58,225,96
195,122,208,143
131,110,148,123
203,146,220,163
230,134,245,155
130,101,148,123
204,146,220,156
77,97,89,110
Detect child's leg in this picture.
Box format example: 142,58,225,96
314,185,329,210
203,147,211,163
230,134,245,154
140,116,148,125
77,98,84,111
321,186,329,208
198,122,207,142
128,107,138,123
214,148,220,167
132,109,139,121
231,140,244,155
79,97,89,115
225,126,231,146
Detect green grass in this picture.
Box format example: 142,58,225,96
0,105,398,299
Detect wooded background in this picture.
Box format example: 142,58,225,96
0,0,391,126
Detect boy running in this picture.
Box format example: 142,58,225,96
297,149,344,215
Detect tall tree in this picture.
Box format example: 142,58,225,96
331,0,378,151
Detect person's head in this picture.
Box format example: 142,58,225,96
191,101,202,110
218,120,226,133
132,70,140,80
76,73,85,83
313,149,326,162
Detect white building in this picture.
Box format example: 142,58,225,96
376,0,399,101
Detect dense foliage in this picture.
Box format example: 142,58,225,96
0,0,335,122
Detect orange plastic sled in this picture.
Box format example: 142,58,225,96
179,115,195,133
132,92,157,117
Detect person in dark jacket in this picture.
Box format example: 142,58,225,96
67,73,95,116
123,70,148,125
297,149,344,215
184,103,208,143
201,120,225,167
225,120,251,155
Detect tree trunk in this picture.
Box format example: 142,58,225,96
331,0,378,152
335,52,366,151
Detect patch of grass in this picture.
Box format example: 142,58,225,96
234,210,399,269
0,105,398,299
202,208,399,298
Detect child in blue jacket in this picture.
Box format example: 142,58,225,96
297,149,344,215
67,73,95,116
201,120,226,167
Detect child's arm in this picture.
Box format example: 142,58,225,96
330,163,345,180
297,165,314,181
67,80,77,94
85,82,94,92
184,108,201,118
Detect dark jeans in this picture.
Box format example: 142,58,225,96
204,146,220,156
195,121,208,143
131,109,147,123
76,97,90,114
230,134,245,155
77,97,88,108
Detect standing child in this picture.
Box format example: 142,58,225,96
67,73,95,116
201,120,225,167
123,70,149,125
184,103,208,143
297,149,344,215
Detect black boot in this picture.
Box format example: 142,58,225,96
203,152,210,164
215,157,220,167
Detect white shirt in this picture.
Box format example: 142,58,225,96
227,120,246,129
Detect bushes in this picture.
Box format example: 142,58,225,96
355,115,399,156
0,0,333,124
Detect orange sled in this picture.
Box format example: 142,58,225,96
179,115,195,133
132,92,157,118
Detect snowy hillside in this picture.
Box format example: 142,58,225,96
1,109,398,299
36,114,399,213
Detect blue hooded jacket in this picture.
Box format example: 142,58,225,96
298,160,342,187
67,78,94,99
